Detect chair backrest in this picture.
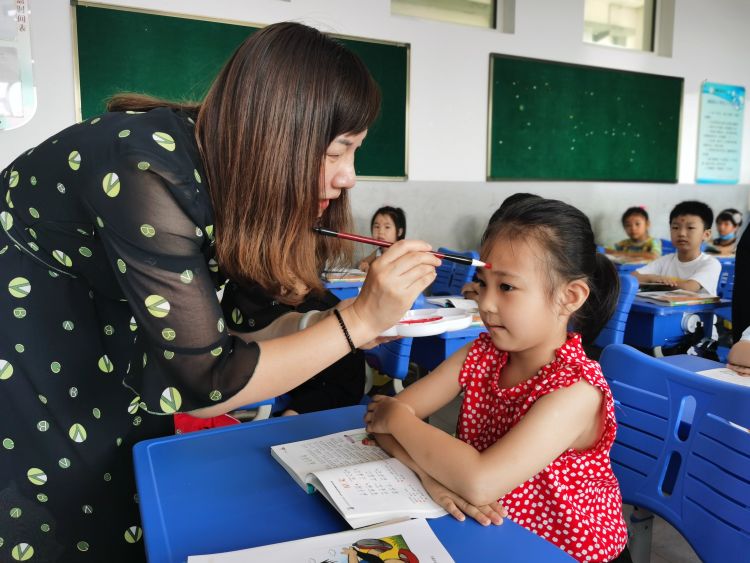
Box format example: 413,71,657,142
661,238,676,254
600,344,750,563
447,249,479,295
364,337,413,380
430,248,479,296
593,273,639,348
718,263,735,299
431,249,455,296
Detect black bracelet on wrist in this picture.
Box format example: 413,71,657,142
333,308,357,354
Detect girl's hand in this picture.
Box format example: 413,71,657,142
727,363,750,376
419,472,507,526
351,240,439,335
654,275,680,287
358,260,370,273
365,394,415,434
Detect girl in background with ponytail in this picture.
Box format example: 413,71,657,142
365,197,632,563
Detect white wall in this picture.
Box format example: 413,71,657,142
2,0,749,255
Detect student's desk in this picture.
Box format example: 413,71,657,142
623,298,728,350
410,325,487,372
323,280,363,301
133,406,574,563
660,354,750,386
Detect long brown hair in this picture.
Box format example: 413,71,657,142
109,22,381,302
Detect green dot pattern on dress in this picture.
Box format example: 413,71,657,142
144,294,170,317
11,542,34,561
8,277,30,298
68,424,87,443
98,355,114,373
102,172,120,198
0,359,13,380
152,131,176,151
140,224,156,238
68,150,81,170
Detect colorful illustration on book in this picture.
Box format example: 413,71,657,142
315,534,419,563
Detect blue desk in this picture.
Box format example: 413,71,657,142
411,325,486,372
133,406,573,562
324,280,362,301
624,298,727,349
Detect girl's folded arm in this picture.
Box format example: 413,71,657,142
387,379,603,506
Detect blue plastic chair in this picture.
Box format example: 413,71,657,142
431,248,456,296
593,273,639,348
600,344,750,563
446,249,480,295
429,248,479,296
661,239,676,254
364,337,413,393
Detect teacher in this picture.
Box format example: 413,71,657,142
0,22,438,562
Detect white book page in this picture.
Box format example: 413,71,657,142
187,518,455,563
312,458,447,528
271,429,390,489
698,367,750,387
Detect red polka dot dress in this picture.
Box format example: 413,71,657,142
457,333,628,562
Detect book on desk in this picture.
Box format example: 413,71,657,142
271,429,446,529
636,289,721,306
323,268,367,283
187,518,454,562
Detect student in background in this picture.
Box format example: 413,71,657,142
606,206,662,260
366,198,631,563
633,200,722,295
706,208,743,255
358,206,406,273
461,192,542,300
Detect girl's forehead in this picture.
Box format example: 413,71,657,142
374,214,394,224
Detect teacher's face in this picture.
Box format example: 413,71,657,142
319,130,367,217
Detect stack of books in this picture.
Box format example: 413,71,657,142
323,268,367,283
636,289,721,306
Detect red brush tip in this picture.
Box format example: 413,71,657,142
483,263,492,269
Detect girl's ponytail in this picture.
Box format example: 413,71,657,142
571,253,619,344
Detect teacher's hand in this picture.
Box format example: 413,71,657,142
352,239,439,335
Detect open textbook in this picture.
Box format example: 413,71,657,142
271,429,447,529
636,289,721,306
187,518,454,562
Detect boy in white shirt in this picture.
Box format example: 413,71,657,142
634,200,721,295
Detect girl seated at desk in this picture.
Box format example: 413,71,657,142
366,198,631,563
358,206,406,273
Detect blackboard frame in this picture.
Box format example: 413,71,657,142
487,53,683,182
72,2,409,180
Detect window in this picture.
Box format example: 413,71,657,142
392,0,496,29
0,0,35,130
583,0,655,52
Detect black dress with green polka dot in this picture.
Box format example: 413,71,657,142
0,108,261,562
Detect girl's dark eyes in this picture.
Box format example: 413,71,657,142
476,278,486,288
500,283,515,291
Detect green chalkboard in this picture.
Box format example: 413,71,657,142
488,54,683,182
74,3,408,178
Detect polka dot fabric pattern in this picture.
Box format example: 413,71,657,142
457,333,628,562
0,109,261,561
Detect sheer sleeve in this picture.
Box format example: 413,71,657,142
84,142,260,413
